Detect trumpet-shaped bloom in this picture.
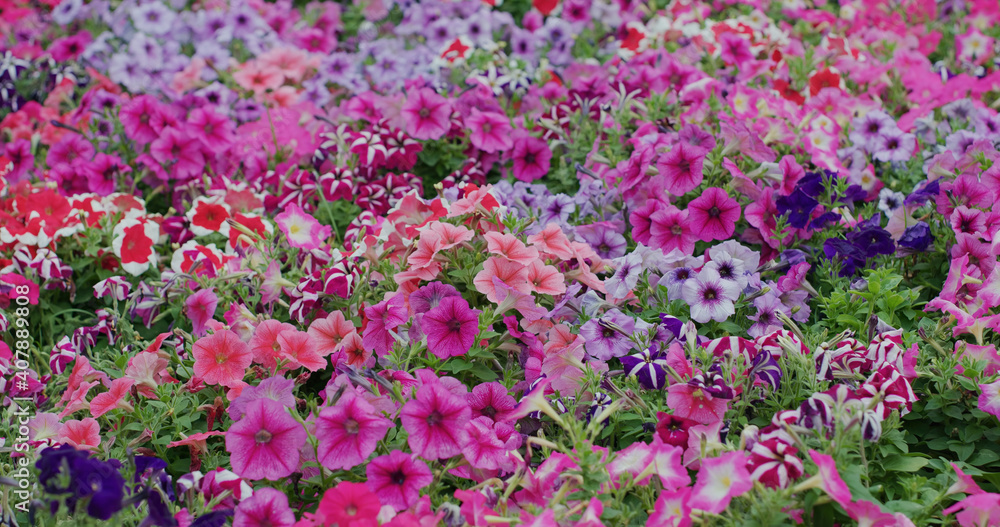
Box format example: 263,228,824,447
366,450,434,511
185,288,218,337
681,268,741,323
687,187,741,242
362,293,407,357
466,109,513,153
274,203,331,250
316,392,392,470
400,88,451,140
689,452,753,513
193,330,253,387
233,487,296,527
400,382,471,459
658,143,705,196
226,398,307,481
423,297,481,359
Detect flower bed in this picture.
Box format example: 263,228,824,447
3,0,1000,525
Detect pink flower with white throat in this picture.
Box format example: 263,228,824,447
275,203,331,251
689,451,753,514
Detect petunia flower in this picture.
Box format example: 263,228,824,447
649,205,697,255
399,381,471,460
307,310,356,356
192,329,253,387
473,256,531,302
149,127,205,181
647,487,692,527
978,379,1000,418
185,288,219,337
249,319,297,369
681,268,741,323
687,187,741,242
226,398,307,481
468,382,517,423
463,416,521,471
466,109,513,153
400,88,451,140
689,451,753,513
657,142,705,196
233,487,296,527
484,231,540,266
58,418,101,450
362,293,407,357
511,134,552,182
274,203,331,251
112,217,159,276
667,382,729,425
422,296,481,359
316,481,381,526
316,392,392,470
90,378,136,418
366,450,434,511
276,330,327,371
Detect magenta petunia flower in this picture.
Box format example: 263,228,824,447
400,88,452,140
687,187,742,242
649,205,697,255
315,392,392,471
468,382,517,423
185,288,219,337
400,381,471,459
362,293,408,357
462,416,521,471
365,450,434,511
422,296,481,359
466,109,513,153
657,142,705,196
226,398,307,481
149,127,205,181
192,329,253,387
119,94,163,145
187,107,236,153
511,134,552,182
233,487,296,527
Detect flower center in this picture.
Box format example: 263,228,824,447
426,410,443,426
255,429,272,444
391,470,407,485
344,418,360,435
708,206,721,218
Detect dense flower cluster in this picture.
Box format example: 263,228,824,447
4,0,1000,525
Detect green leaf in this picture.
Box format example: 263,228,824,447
881,454,929,472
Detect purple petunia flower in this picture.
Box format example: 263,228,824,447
579,309,636,360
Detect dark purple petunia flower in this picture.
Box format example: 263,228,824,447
904,179,940,206
776,188,818,229
36,444,126,521
846,224,895,258
898,222,932,252
620,347,670,389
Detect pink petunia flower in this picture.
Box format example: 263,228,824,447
422,296,481,359
473,256,531,302
366,450,434,511
462,416,521,471
149,127,205,181
234,487,296,527
689,451,753,513
362,293,408,357
657,142,705,196
649,205,697,255
276,330,327,372
249,319,297,369
511,134,552,182
185,288,219,337
978,379,1000,418
400,88,452,140
315,481,381,526
308,310,356,357
192,329,253,387
316,392,392,470
805,450,854,508
274,203,331,251
400,381,471,459
667,383,729,425
468,382,517,423
226,398,307,481
58,418,101,450
466,109,513,153
687,187,742,242
90,378,136,418
526,260,567,296
647,487,692,527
